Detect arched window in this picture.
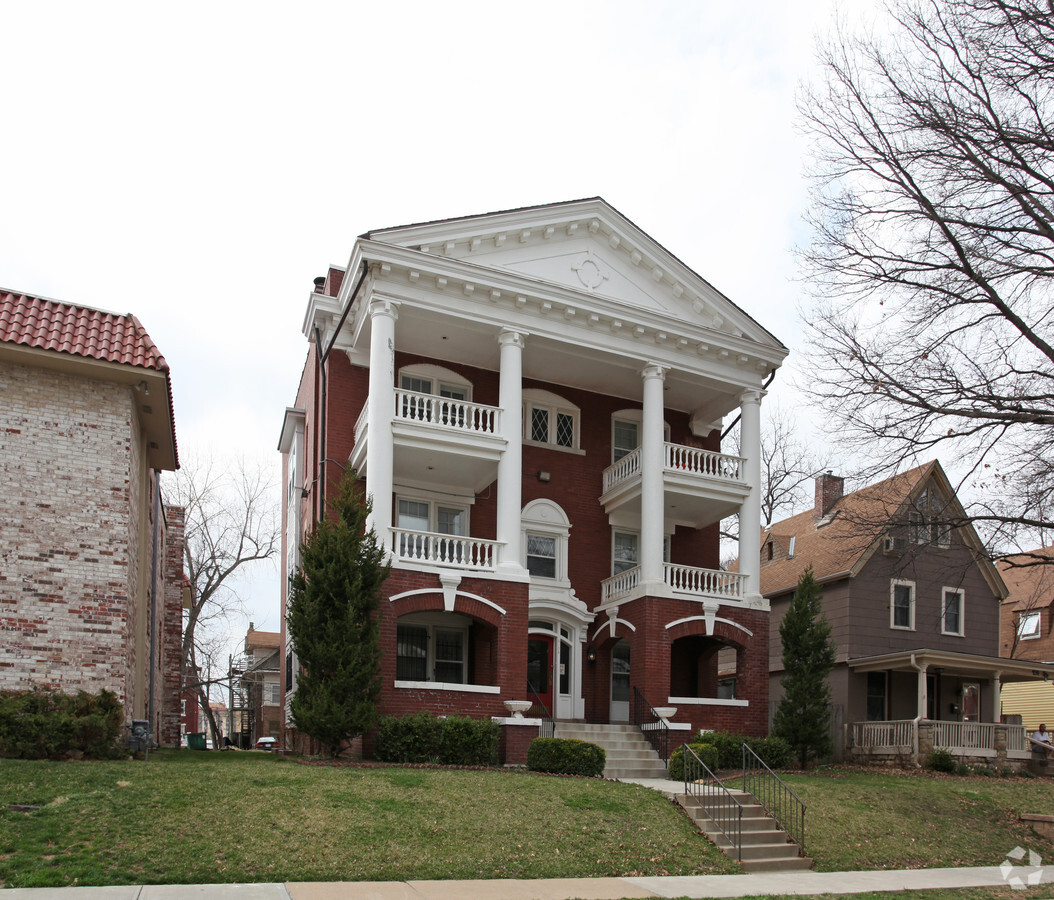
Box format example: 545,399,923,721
521,498,572,585
523,389,580,451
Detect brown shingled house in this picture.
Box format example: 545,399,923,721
760,461,1054,767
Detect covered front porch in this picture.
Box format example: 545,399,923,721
844,649,1054,768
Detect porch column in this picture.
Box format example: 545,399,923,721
993,671,1002,721
497,329,526,574
365,298,398,549
737,389,764,601
640,364,667,590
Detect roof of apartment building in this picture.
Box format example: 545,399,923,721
245,628,281,652
0,289,179,468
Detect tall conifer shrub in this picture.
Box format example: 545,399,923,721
287,471,389,757
772,566,836,768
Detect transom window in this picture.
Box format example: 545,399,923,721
891,580,915,630
523,389,580,451
942,588,964,636
1019,611,1042,640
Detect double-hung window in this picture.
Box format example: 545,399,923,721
613,531,639,575
612,419,639,462
942,588,964,636
891,580,915,630
398,366,471,426
396,497,469,562
526,533,557,579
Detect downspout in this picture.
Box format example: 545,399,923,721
910,652,925,764
720,369,778,442
147,468,161,759
314,261,369,523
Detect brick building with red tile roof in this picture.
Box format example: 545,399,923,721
0,288,185,746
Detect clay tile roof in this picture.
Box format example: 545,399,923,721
998,548,1054,612
752,462,938,597
0,289,169,371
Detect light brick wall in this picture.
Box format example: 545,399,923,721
0,359,144,717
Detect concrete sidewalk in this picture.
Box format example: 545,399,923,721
4,866,1054,899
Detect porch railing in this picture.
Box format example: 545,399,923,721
394,389,500,435
682,744,743,861
742,743,805,852
602,447,640,493
633,686,670,763
526,681,554,741
665,444,745,482
665,564,745,600
932,721,995,754
850,719,915,751
601,564,745,604
392,529,500,571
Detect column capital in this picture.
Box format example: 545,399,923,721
641,363,668,381
498,328,527,349
739,388,765,406
369,297,400,320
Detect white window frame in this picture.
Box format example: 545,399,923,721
523,389,581,452
396,495,470,536
397,363,472,402
941,587,965,636
891,579,916,631
395,611,471,686
611,529,670,576
520,499,572,586
611,408,671,463
265,682,281,705
1019,610,1042,641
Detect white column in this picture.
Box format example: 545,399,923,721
365,299,398,548
737,389,764,601
497,330,526,574
640,365,667,589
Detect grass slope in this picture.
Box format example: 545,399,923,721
0,751,733,888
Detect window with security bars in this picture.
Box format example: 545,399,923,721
526,533,557,578
434,628,465,683
396,625,428,680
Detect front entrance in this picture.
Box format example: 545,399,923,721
610,638,630,723
527,636,554,714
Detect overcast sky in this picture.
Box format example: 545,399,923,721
2,1,878,638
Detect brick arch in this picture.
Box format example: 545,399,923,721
667,617,751,651
388,591,505,629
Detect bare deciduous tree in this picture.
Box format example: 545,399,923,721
799,0,1054,555
166,454,280,746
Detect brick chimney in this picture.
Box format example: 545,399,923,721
815,472,844,519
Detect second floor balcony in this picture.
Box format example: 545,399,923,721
600,443,750,529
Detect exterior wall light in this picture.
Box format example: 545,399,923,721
586,645,597,664
538,470,551,483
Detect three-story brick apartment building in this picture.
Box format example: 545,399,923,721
278,199,787,749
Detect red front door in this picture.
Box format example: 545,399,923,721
527,636,554,715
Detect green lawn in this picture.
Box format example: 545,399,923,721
2,753,1053,890
0,750,732,888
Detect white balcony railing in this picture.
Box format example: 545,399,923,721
932,721,996,754
600,564,743,604
665,444,745,482
665,564,745,600
393,389,500,435
392,528,500,572
602,443,746,494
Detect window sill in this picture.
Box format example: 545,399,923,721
940,631,965,638
394,680,501,694
668,696,749,707
890,625,915,631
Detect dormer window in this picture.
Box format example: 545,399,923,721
908,487,951,547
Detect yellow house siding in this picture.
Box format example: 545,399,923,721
1001,681,1054,732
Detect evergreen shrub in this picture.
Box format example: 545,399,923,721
926,747,956,772
526,737,605,776
668,742,719,780
375,712,498,765
0,688,124,759
694,730,793,770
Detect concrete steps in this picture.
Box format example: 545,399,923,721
554,722,669,780
679,789,813,873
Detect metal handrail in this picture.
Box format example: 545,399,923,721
683,744,743,861
741,742,806,852
632,686,670,762
526,681,554,740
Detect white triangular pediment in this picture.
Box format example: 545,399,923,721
365,198,779,349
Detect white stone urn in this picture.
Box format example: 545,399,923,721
653,706,677,722
504,699,533,719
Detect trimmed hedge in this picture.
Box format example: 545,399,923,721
689,730,794,770
667,742,719,780
374,712,498,766
526,737,605,776
0,688,125,759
